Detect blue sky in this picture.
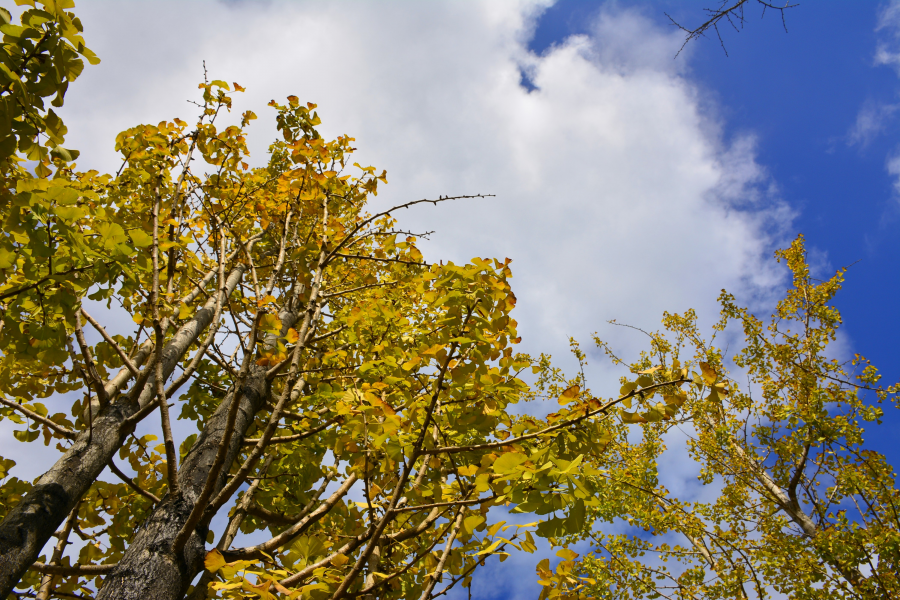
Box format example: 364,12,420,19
590,0,900,452
3,1,899,598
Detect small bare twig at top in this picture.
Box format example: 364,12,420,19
667,0,799,57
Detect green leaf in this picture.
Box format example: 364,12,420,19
493,452,527,475
463,514,485,534
130,229,152,248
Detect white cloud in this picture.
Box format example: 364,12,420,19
864,1,900,200
876,0,900,71
7,1,797,596
59,3,788,354
886,152,900,200
848,100,900,147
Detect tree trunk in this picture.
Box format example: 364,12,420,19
95,363,269,600
0,267,244,597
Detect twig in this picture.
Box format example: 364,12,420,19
79,307,139,376
0,397,75,439
107,459,161,504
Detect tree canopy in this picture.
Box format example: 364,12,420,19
538,237,900,600
0,2,689,598
1,3,897,600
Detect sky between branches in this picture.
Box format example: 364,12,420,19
4,1,900,598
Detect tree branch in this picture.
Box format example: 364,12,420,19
0,397,75,439
423,378,688,456
107,459,161,505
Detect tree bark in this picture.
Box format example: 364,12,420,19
0,266,245,597
95,362,269,600
94,305,303,600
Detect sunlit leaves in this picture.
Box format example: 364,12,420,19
568,236,900,600
0,0,99,171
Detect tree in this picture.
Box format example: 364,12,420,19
539,236,900,599
0,3,694,599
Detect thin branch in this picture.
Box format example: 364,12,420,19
222,473,358,561
79,307,139,376
242,416,339,446
328,308,472,600
323,194,494,266
151,178,179,495
666,0,798,57
423,377,688,455
331,253,428,267
30,563,116,576
393,495,496,513
73,312,110,408
107,459,161,504
418,509,466,600
0,264,107,302
37,502,80,600
245,475,333,526
0,397,76,439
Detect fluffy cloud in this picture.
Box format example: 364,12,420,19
876,0,900,72
848,100,900,148
61,2,787,362
868,0,900,202
8,1,794,596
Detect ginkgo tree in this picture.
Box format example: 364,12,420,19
538,237,900,600
0,3,695,600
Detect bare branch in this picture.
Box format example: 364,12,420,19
73,312,110,408
30,563,115,576
666,0,798,57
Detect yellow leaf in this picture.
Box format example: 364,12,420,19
558,385,579,404
620,409,646,424
132,314,144,325
331,553,349,567
487,521,506,537
204,549,226,573
492,452,527,475
636,374,653,388
664,392,687,408
475,539,503,556
464,514,485,534
699,362,717,385
620,381,638,396
242,578,276,600
285,328,299,344
457,464,478,477
260,313,282,333
178,303,192,320
556,548,579,561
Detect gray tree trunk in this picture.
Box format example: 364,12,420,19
94,305,304,599
95,363,269,600
0,267,244,597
